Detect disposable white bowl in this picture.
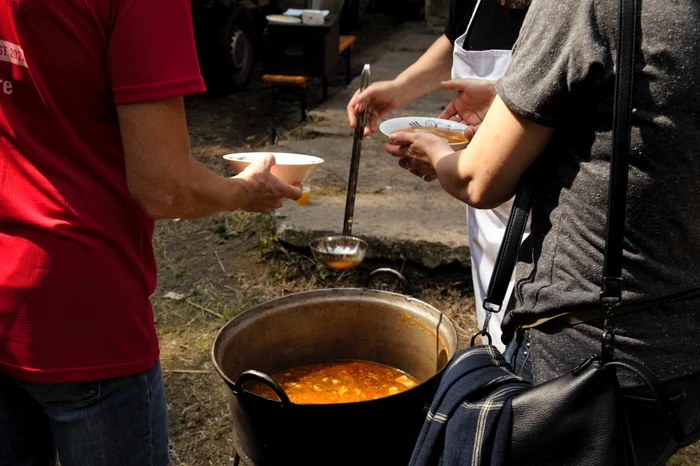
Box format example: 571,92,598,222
223,152,324,185
379,116,469,150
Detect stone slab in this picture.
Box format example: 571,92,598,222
276,192,470,269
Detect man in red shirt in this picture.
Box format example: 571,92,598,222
0,0,301,464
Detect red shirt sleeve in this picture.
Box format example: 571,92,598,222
108,0,206,104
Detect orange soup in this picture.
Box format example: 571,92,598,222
247,360,420,404
393,126,468,144
324,259,360,269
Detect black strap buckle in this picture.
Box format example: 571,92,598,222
600,277,622,303
471,329,492,347
483,300,501,313
601,307,616,363
470,312,493,347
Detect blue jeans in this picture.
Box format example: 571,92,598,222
503,328,533,382
0,360,169,466
620,370,700,465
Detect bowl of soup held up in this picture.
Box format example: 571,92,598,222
223,152,324,185
379,116,469,150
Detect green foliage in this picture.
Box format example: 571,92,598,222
212,212,254,244
257,214,279,254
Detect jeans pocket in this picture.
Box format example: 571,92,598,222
18,379,101,405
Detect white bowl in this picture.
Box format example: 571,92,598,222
379,116,469,150
223,152,324,185
266,14,301,24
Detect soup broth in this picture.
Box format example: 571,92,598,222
324,259,360,269
393,126,468,144
247,360,420,404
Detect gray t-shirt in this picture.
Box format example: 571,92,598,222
495,0,700,384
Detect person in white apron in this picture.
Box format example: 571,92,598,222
447,0,531,352
347,0,529,352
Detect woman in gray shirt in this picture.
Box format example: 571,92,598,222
385,0,700,463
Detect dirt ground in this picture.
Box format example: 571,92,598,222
153,12,700,466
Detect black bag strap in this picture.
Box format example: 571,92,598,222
482,170,534,313
601,0,637,305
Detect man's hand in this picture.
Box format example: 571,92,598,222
235,154,302,214
347,80,403,137
384,132,454,181
438,78,497,140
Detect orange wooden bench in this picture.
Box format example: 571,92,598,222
320,35,357,99
262,36,357,140
339,35,357,86
339,35,357,53
262,75,309,87
262,74,309,141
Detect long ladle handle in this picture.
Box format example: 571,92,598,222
343,64,371,237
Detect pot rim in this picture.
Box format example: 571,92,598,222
210,287,459,405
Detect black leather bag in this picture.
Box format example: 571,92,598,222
470,0,687,464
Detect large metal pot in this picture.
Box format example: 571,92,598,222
211,288,458,466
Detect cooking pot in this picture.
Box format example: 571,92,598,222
211,288,458,466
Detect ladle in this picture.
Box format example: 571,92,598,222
310,64,371,270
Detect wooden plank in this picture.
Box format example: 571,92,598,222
262,74,308,86
339,35,357,53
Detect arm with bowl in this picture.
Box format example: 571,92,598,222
118,97,302,220
384,101,551,207
346,34,456,137
346,39,496,141
346,0,525,141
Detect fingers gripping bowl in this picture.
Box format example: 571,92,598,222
379,117,470,151
223,152,324,185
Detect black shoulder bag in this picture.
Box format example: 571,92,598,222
473,0,688,463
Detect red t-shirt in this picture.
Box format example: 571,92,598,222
0,0,206,383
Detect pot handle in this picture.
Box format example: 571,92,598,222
366,268,411,295
231,370,291,407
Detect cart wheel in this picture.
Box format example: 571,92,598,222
208,4,255,92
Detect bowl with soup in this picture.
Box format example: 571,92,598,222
223,152,324,185
379,116,470,150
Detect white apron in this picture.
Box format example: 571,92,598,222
451,0,531,352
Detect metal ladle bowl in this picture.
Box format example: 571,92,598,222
309,64,372,271
309,236,368,270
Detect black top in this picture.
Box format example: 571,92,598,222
444,0,528,51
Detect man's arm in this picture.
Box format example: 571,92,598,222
118,97,301,220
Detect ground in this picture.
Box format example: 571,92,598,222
153,12,700,466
